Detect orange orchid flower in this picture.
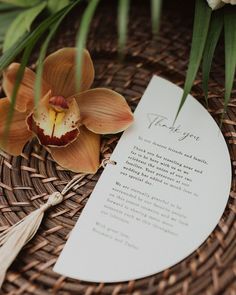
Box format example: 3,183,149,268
0,48,133,173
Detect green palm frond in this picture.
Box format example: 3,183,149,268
202,10,223,104
3,1,47,52
118,0,130,57
0,6,66,73
151,0,162,36
175,0,212,121
0,10,21,49
76,0,100,91
47,0,70,13
223,6,236,119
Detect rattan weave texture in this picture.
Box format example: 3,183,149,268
0,1,236,294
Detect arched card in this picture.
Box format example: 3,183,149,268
54,76,231,283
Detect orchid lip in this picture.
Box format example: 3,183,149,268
26,92,81,147
26,114,80,147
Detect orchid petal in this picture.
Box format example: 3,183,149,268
0,98,32,155
3,63,49,113
50,126,100,173
43,48,94,97
26,92,80,147
75,88,133,134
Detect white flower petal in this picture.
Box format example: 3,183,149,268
206,0,225,9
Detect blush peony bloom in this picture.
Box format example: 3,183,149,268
0,48,133,173
206,0,236,10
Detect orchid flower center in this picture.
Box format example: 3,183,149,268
27,93,80,147
49,96,69,132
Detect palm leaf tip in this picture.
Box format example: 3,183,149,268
202,10,223,104
175,0,212,120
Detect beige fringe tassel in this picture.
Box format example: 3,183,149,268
0,174,85,288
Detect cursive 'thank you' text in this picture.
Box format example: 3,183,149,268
147,113,200,142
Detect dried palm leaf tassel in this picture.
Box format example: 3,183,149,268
0,174,86,288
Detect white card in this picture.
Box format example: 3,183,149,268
54,76,231,282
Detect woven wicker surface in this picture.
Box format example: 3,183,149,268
0,1,236,294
